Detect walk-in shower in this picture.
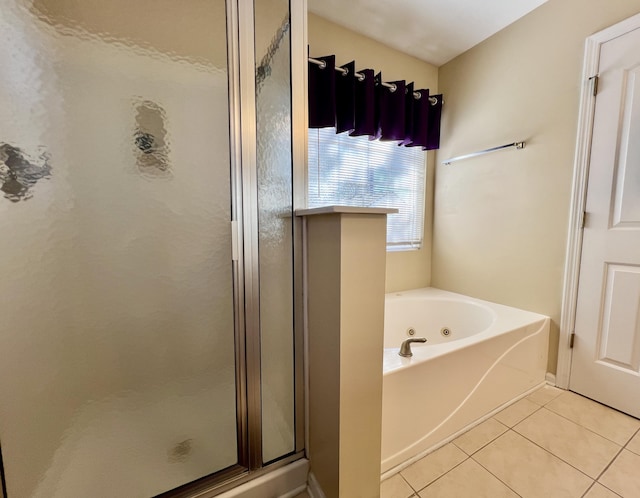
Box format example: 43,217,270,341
0,0,302,496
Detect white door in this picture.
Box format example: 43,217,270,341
569,24,640,418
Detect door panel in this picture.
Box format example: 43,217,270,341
570,26,640,418
598,264,640,372
612,63,640,228
0,1,239,497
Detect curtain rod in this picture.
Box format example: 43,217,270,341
442,141,525,165
309,56,440,105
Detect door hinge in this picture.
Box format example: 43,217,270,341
569,332,576,349
589,75,599,97
580,210,588,229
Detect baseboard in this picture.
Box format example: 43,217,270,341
545,372,557,386
307,472,326,498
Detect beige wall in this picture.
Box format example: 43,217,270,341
308,13,439,292
305,211,387,497
434,0,640,373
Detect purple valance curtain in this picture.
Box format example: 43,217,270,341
308,55,443,150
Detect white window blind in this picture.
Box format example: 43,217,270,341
307,127,426,250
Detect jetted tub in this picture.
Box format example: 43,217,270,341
381,288,549,475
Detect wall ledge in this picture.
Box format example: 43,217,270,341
296,205,398,216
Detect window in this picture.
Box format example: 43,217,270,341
307,127,426,250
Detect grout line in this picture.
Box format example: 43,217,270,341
399,473,416,496
507,404,639,495
622,425,640,453
590,481,624,498
544,393,640,446
411,455,470,495
545,406,627,445
382,383,547,481
593,444,625,483
497,400,543,429
509,421,601,482
406,401,543,497
493,428,597,489
469,431,523,497
399,390,635,498
566,389,640,421
452,420,509,457
580,481,597,498
525,385,565,407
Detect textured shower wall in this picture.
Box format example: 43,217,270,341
30,0,227,67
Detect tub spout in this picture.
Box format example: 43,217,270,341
399,337,427,357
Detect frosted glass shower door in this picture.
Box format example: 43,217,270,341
255,0,296,464
0,1,240,497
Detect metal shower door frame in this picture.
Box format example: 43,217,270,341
0,0,304,495
159,0,306,495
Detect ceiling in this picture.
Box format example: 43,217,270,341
308,0,549,67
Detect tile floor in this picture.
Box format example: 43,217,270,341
381,385,640,498
294,386,640,497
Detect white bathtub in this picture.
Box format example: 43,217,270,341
381,287,549,475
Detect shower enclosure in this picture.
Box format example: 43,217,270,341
0,0,302,496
